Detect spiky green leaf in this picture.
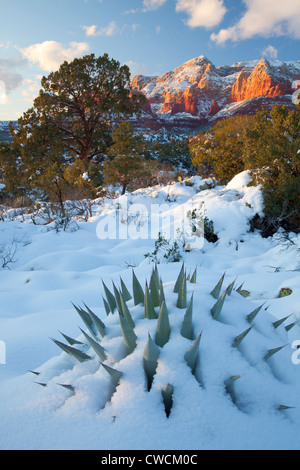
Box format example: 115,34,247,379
181,294,194,340
150,271,161,307
174,263,185,294
190,268,197,284
161,384,174,418
210,288,228,320
59,331,83,346
119,313,137,354
73,303,97,339
52,339,91,363
120,277,132,302
247,304,265,324
79,328,107,361
264,345,287,361
184,333,202,374
102,296,111,316
119,291,135,328
210,273,225,300
143,334,160,391
145,282,157,320
102,281,117,313
232,326,253,348
101,363,123,383
155,301,171,348
176,273,187,309
273,315,292,330
132,270,144,306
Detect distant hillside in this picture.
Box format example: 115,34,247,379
0,121,14,142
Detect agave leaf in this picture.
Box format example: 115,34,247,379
184,333,202,374
236,283,245,294
83,303,106,338
224,375,244,406
143,334,160,391
57,384,75,392
155,301,171,348
181,294,194,340
79,328,107,362
210,273,225,300
150,271,161,308
101,363,123,383
28,370,40,376
159,279,166,305
73,303,97,339
119,291,135,328
176,273,187,309
161,384,174,418
102,281,117,313
273,315,292,330
174,263,185,293
224,374,243,389
132,270,144,306
285,321,299,332
277,405,296,411
120,277,132,302
102,296,111,316
119,313,137,354
145,282,157,320
113,282,123,315
210,288,228,320
227,279,236,296
232,326,253,348
264,345,287,361
150,267,160,292
52,339,91,363
190,268,197,284
59,331,83,346
247,304,265,324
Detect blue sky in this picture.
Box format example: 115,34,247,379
0,0,299,120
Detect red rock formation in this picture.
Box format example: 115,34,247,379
229,58,292,103
130,56,300,129
208,99,221,117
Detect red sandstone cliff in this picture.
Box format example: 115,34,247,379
130,56,300,129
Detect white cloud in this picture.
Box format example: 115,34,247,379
211,0,300,44
143,0,168,11
262,45,278,59
175,0,227,28
20,41,90,72
82,21,119,37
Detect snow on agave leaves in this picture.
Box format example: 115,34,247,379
33,264,298,419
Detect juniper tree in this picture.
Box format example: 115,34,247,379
102,121,151,195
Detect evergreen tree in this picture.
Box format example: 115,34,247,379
102,121,150,195
190,115,253,182
11,54,144,163
244,104,300,234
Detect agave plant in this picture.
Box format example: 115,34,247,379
32,264,297,420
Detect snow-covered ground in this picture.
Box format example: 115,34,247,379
0,172,299,450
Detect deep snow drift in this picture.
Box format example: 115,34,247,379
0,171,299,450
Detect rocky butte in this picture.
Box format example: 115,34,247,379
130,55,300,130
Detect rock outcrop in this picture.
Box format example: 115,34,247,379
130,56,300,129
